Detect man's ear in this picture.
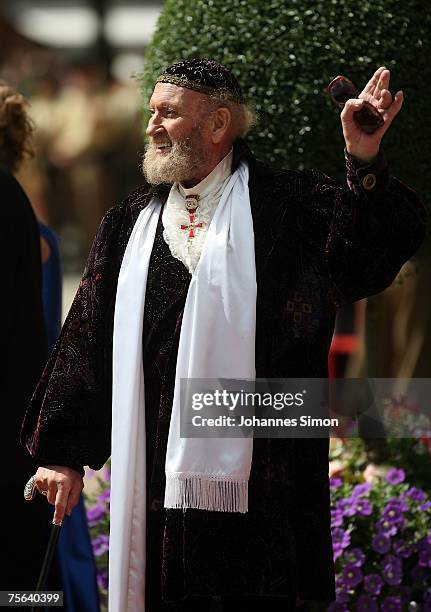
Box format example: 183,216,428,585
210,107,232,144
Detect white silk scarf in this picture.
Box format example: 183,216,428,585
110,161,256,611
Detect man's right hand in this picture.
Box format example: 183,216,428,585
34,465,84,525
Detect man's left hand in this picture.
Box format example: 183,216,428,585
341,66,403,164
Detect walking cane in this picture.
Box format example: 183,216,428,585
24,476,63,612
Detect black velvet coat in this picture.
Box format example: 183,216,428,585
21,142,426,604
1,166,49,591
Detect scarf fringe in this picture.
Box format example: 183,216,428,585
164,474,248,514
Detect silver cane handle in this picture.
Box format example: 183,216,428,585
24,475,38,501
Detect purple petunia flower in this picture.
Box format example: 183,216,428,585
406,486,427,502
382,553,401,568
419,549,431,568
331,508,343,528
382,554,402,585
336,497,358,517
380,595,402,611
393,538,412,558
356,594,378,612
86,504,105,527
382,502,405,526
92,534,109,557
332,528,351,550
364,573,384,596
386,468,405,485
98,487,111,503
376,518,398,537
394,496,409,512
419,501,431,511
342,563,363,588
330,477,343,489
355,498,372,516
334,576,349,604
372,533,391,554
351,482,372,498
336,498,353,516
387,497,407,510
97,568,108,591
382,564,402,586
348,548,365,567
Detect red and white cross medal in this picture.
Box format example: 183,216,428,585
181,194,202,239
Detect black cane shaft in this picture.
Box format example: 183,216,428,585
31,523,62,612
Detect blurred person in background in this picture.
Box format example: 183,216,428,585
0,78,49,592
348,255,431,381
0,80,99,609
26,64,143,272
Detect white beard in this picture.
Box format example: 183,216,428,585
142,136,209,185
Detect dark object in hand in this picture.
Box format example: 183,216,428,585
326,75,384,134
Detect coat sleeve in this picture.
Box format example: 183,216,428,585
20,206,122,474
301,150,427,304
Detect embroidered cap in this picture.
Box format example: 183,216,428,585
156,58,245,104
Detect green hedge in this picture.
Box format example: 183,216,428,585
142,0,430,246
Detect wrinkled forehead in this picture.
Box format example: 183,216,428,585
149,82,208,110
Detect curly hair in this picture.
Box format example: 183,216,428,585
0,81,34,173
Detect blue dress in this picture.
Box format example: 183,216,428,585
39,222,100,612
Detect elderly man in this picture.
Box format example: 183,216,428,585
22,59,425,611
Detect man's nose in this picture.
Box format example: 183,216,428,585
146,115,163,137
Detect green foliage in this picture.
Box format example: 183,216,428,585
142,0,430,248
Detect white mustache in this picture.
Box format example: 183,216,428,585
151,139,172,147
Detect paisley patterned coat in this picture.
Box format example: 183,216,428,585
21,141,426,604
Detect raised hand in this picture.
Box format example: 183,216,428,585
341,66,404,163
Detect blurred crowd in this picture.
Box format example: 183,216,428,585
17,63,144,271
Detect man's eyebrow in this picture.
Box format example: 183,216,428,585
148,101,179,109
